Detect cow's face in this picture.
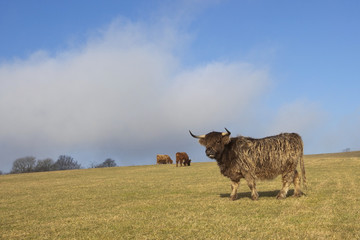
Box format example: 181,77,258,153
190,129,231,159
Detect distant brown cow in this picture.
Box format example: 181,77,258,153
156,154,173,164
176,152,191,167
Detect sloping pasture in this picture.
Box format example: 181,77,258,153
1,153,359,239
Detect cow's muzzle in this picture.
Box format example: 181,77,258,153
206,148,216,159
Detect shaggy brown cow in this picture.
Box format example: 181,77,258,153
156,154,173,164
190,128,306,200
176,152,191,167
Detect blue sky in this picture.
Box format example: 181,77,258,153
0,0,359,172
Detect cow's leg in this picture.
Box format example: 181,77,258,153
230,181,239,201
277,171,295,199
293,170,303,197
244,174,259,200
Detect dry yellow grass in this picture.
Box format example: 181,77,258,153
1,153,359,239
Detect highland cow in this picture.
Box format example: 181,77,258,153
156,154,173,164
189,128,306,200
176,152,191,167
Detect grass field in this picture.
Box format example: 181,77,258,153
1,152,360,239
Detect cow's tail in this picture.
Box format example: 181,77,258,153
298,134,307,190
300,154,307,190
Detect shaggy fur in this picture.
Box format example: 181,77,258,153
176,152,191,167
156,154,173,164
190,129,306,200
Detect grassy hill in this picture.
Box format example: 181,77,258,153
305,150,360,159
1,152,359,239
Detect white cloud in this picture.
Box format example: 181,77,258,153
266,99,325,136
166,62,269,130
0,18,270,171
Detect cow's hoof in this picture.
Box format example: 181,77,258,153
276,194,286,200
251,193,259,201
230,195,237,201
293,191,304,197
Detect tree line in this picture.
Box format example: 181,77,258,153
5,155,117,174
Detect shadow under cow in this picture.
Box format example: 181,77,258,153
219,189,295,200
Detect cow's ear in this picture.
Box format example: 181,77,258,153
199,138,206,146
222,135,231,145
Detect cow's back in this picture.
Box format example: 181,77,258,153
179,152,189,160
233,133,303,180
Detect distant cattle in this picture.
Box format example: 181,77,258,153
176,152,191,167
190,128,306,200
156,154,173,164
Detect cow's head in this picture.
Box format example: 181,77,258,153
189,128,231,159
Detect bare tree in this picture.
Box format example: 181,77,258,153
35,158,55,172
95,158,117,168
53,155,81,170
11,156,36,174
343,148,351,152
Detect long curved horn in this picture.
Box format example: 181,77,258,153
189,130,205,139
222,128,231,136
